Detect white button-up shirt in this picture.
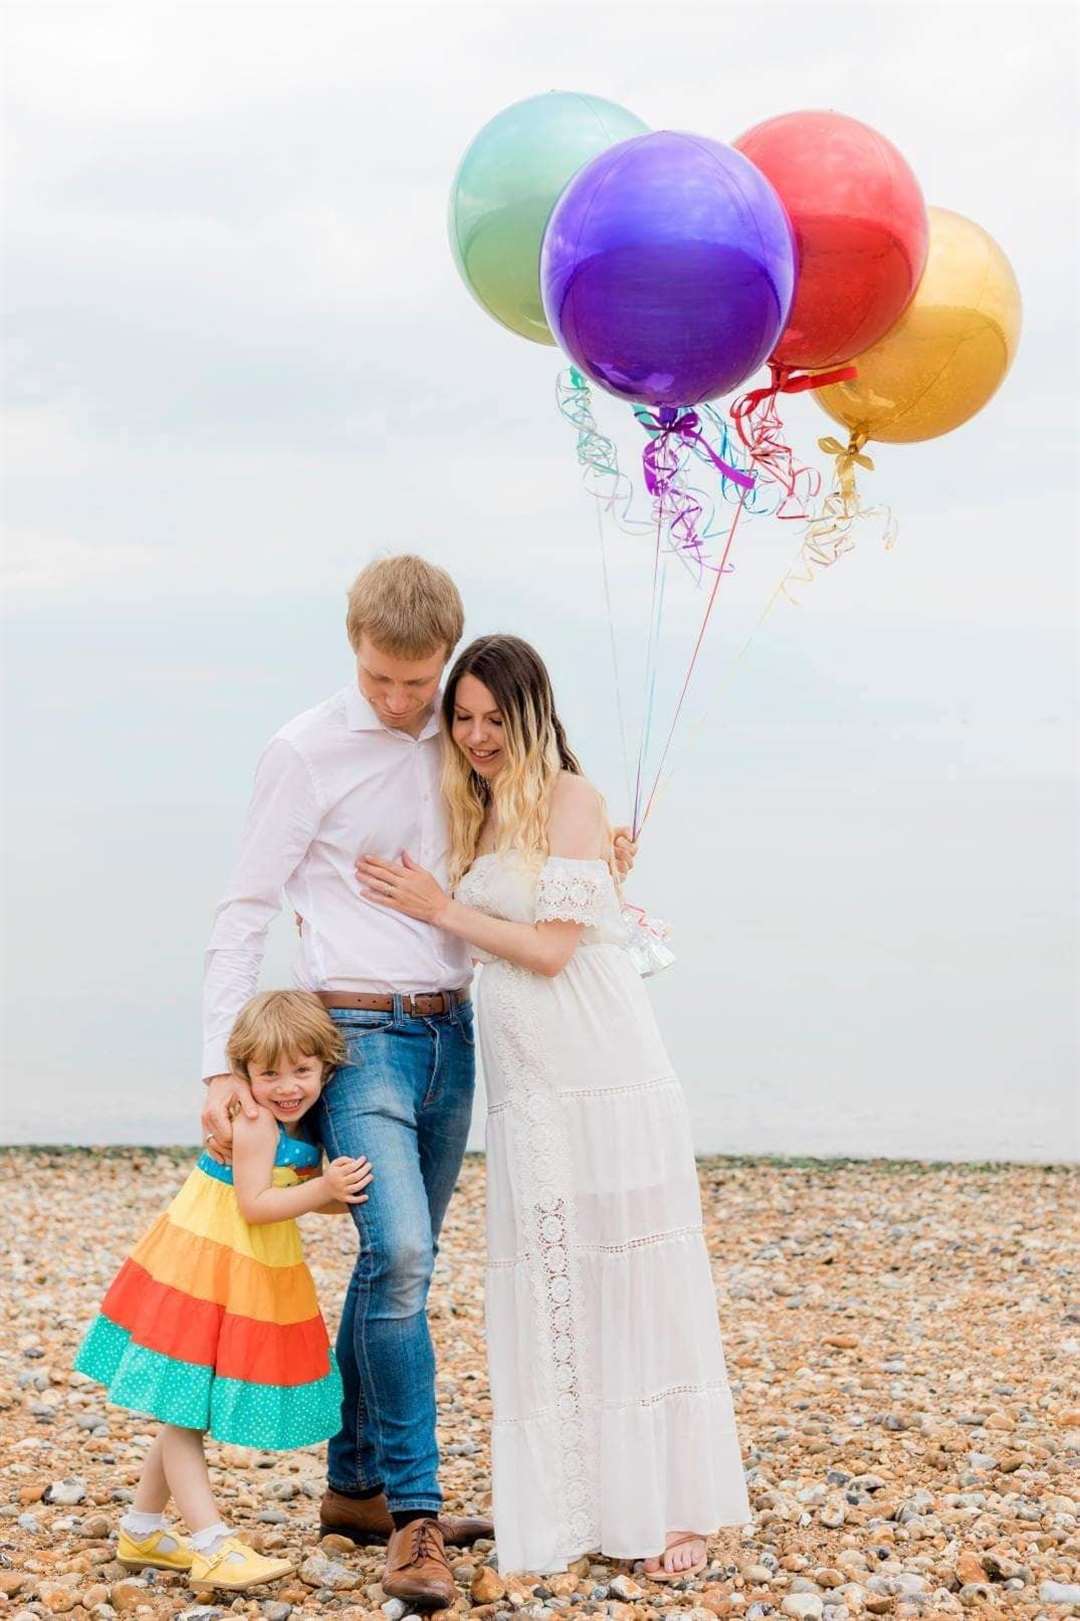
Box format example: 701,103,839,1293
201,683,472,1079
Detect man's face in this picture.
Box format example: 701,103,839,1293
355,634,448,736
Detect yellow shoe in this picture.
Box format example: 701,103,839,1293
117,1526,195,1571
190,1535,294,1592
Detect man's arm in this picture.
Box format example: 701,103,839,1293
202,736,322,1081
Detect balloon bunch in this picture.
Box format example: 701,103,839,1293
448,92,1021,829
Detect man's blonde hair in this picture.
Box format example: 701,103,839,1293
226,990,346,1081
346,555,464,659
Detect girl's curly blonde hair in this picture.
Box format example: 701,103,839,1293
226,990,346,1081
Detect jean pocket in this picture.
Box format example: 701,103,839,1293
330,1016,394,1066
456,1007,476,1049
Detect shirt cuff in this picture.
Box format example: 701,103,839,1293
202,1040,231,1084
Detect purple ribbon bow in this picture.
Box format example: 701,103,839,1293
641,406,756,495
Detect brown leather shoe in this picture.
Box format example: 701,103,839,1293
320,1488,492,1549
382,1517,456,1608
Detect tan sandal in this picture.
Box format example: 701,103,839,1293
643,1532,708,1582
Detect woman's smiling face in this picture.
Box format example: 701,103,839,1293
450,673,505,780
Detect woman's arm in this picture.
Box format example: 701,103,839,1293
357,775,608,979
441,901,582,978
232,1110,371,1224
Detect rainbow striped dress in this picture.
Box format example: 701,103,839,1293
75,1127,342,1450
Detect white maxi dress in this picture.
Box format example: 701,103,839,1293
456,851,750,1575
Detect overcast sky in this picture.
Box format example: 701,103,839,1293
3,1,1078,1157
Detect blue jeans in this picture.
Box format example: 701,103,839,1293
316,999,476,1514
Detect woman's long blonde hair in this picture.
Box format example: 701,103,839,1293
441,636,582,887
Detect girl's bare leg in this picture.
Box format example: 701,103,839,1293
159,1425,222,1534
131,1433,169,1515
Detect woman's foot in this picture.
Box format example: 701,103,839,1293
643,1531,708,1581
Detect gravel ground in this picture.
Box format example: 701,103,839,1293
2,1150,1078,1620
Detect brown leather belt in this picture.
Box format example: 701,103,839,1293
316,987,470,1017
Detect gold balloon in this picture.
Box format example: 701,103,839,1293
814,206,1021,444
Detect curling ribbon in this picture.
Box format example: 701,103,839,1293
637,405,754,569
556,366,649,531
731,362,858,519
779,428,896,605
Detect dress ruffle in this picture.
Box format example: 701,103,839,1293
73,1133,341,1450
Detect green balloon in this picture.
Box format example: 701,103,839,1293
448,91,649,347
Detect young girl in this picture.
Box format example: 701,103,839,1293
74,990,372,1593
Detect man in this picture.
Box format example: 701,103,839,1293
202,557,487,1606
202,554,635,1604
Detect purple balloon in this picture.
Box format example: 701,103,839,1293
541,130,797,408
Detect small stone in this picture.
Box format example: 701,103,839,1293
952,1554,984,1587
37,1583,82,1615
609,1577,643,1601
1040,1581,1080,1605
382,1600,408,1620
261,1605,293,1621
46,1479,87,1506
823,1336,859,1351
819,1499,846,1529
781,1599,823,1620
319,1533,356,1555
79,1515,111,1540
742,1567,772,1586
472,1569,507,1605
298,1553,360,1591
256,1508,289,1525
109,1583,148,1613
957,1582,994,1608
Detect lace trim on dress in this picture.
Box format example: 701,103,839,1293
488,1074,677,1117
559,1074,679,1102
487,1224,706,1269
485,959,600,1562
535,859,611,928
491,1380,733,1426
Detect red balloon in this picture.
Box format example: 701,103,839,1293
734,110,928,372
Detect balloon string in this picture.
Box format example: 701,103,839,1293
631,500,668,835
635,486,750,838
778,431,897,606
594,499,633,809
638,440,895,831
555,367,653,537
731,361,857,521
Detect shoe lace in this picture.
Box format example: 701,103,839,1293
410,1518,444,1564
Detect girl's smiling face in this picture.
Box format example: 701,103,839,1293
247,1050,325,1123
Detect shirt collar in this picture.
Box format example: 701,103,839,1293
345,682,443,743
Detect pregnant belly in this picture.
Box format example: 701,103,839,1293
476,948,672,1110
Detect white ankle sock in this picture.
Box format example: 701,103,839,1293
121,1510,167,1536
190,1521,231,1555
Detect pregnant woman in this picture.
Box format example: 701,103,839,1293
357,635,749,1577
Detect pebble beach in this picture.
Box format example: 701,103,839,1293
2,1150,1079,1620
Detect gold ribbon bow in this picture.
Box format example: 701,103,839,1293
817,432,875,510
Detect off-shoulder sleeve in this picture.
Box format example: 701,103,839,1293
534,856,613,927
